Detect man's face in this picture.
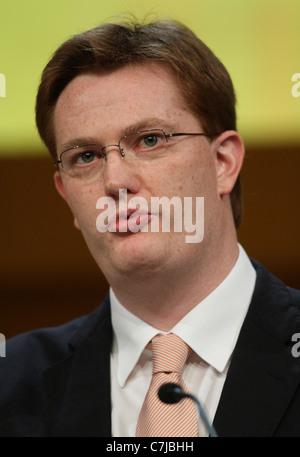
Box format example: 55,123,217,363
53,63,223,285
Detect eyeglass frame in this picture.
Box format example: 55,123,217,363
53,128,218,171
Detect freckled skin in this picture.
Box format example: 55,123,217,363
53,63,243,328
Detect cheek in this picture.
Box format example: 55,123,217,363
186,153,217,195
153,156,214,199
63,181,102,229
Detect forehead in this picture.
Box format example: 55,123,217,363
56,63,184,108
53,63,198,146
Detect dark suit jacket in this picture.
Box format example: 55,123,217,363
0,259,299,437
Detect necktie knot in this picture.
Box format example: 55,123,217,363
151,333,190,375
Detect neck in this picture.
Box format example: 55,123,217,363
110,235,239,331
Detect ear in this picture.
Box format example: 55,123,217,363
213,130,245,197
54,171,81,230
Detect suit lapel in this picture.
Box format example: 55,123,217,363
213,260,300,436
43,261,299,437
44,297,112,437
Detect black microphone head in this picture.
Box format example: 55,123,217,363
158,383,186,404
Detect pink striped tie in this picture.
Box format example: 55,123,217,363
136,333,199,437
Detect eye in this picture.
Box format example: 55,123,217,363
79,150,96,163
120,130,166,157
67,146,103,166
143,134,159,148
135,131,165,150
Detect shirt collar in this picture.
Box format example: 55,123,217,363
110,243,256,387
110,289,159,387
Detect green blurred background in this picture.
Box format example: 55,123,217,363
1,0,300,154
0,0,299,338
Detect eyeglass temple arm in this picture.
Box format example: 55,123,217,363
167,133,217,139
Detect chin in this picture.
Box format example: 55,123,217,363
101,232,170,275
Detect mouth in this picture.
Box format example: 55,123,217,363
108,207,153,233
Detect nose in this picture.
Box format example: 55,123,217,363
102,143,125,160
102,144,141,198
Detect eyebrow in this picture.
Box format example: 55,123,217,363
61,137,99,152
60,117,179,152
122,117,178,136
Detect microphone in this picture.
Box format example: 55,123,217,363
158,382,218,437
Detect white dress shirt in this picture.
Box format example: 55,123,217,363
110,244,256,437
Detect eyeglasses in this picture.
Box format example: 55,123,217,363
54,129,215,179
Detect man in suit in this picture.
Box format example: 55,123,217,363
1,18,299,437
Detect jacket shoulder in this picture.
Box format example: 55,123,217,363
0,299,110,436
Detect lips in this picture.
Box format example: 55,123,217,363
117,208,136,223
108,207,152,233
